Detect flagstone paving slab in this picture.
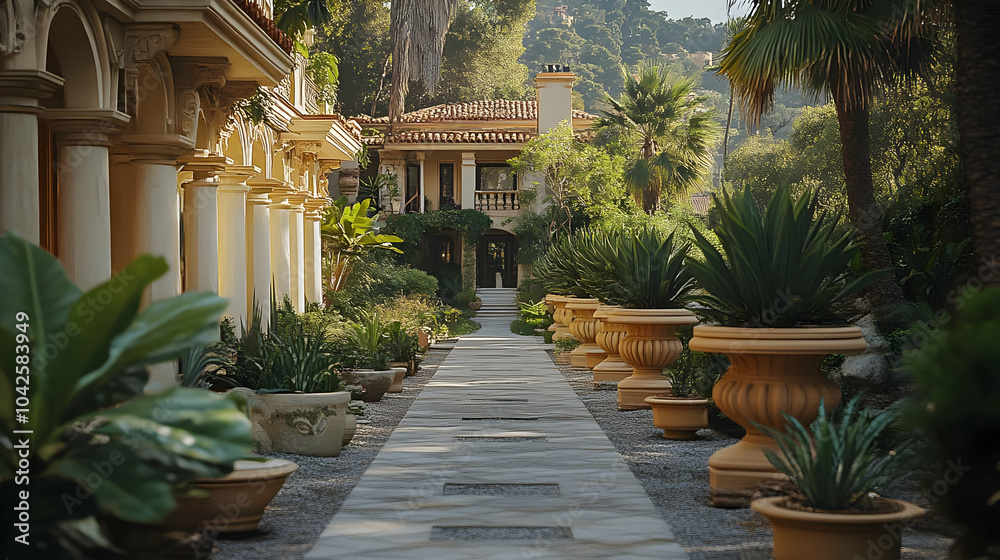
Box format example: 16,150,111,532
305,318,688,559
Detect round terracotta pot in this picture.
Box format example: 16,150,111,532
689,325,866,508
387,366,406,393
592,305,631,385
644,396,709,440
191,459,298,532
549,295,577,342
566,298,604,368
234,389,350,457
605,308,699,410
752,497,924,560
344,369,396,402
342,413,357,446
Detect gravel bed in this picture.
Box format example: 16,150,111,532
549,350,956,560
210,346,452,560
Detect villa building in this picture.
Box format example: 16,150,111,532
0,0,361,385
351,67,596,288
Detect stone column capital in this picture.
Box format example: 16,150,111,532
217,164,260,192
42,109,131,146
0,70,64,113
111,134,194,165
179,150,232,181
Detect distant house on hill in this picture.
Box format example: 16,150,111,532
347,67,596,289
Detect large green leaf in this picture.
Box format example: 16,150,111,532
45,388,252,523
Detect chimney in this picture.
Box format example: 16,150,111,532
535,63,575,134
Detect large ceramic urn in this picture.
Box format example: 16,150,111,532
565,299,605,368
592,305,631,385
548,295,577,342
689,325,866,507
605,308,699,410
234,389,351,457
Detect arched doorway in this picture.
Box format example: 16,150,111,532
477,229,517,288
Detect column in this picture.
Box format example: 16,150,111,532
128,147,185,304
45,110,129,291
0,70,64,244
269,189,294,308
287,192,307,312
461,152,477,210
247,178,280,330
303,199,324,305
180,153,229,293
217,165,257,325
417,152,426,213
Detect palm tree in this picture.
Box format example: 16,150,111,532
388,0,459,122
717,0,942,313
954,1,1000,286
594,62,720,215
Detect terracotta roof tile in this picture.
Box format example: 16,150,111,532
353,100,596,124
366,129,534,145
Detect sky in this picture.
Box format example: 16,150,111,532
646,0,749,22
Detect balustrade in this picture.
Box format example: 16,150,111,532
475,190,520,211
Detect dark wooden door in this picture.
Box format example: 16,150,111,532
477,235,517,288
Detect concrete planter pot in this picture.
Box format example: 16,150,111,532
342,413,357,446
604,308,699,410
644,396,709,440
566,298,605,369
592,305,631,385
688,325,866,507
186,459,298,532
387,366,406,393
751,497,924,560
345,369,395,402
234,389,350,457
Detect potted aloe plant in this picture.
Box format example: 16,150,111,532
687,188,878,507
385,320,418,390
343,311,395,402
0,234,254,558
584,226,699,410
751,399,922,560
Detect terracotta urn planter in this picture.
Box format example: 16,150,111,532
553,348,571,365
342,413,357,446
592,305,631,385
387,366,406,393
234,389,350,457
688,326,866,507
604,308,699,410
544,294,559,336
344,369,395,402
644,395,709,439
752,497,924,560
566,298,605,368
548,295,577,342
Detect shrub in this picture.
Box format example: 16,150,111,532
454,288,479,309
510,319,538,336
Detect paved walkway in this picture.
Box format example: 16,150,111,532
306,317,688,560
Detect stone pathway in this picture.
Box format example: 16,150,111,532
305,317,688,560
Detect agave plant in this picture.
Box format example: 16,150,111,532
689,188,880,327
258,327,345,393
346,311,390,371
757,398,906,511
583,226,695,309
384,320,419,363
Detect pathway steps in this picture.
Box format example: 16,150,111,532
306,317,688,560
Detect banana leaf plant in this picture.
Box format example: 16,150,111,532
321,197,403,292
0,234,253,558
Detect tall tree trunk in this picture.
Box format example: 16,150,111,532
833,97,907,315
955,0,1000,288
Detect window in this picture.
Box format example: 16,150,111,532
476,163,516,191
439,163,455,208
405,163,420,213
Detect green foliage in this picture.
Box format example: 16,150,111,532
313,0,391,117
594,62,720,214
325,256,439,319
274,0,332,38
454,289,480,310
554,338,579,352
689,188,879,327
758,398,906,511
509,319,540,336
906,287,1000,555
385,321,420,362
664,326,728,399
383,208,493,247
0,234,251,557
239,87,273,126
582,227,695,309
322,198,403,292
306,51,340,104
345,312,390,371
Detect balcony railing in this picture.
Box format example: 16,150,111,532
303,76,320,114
234,0,293,54
475,190,520,211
